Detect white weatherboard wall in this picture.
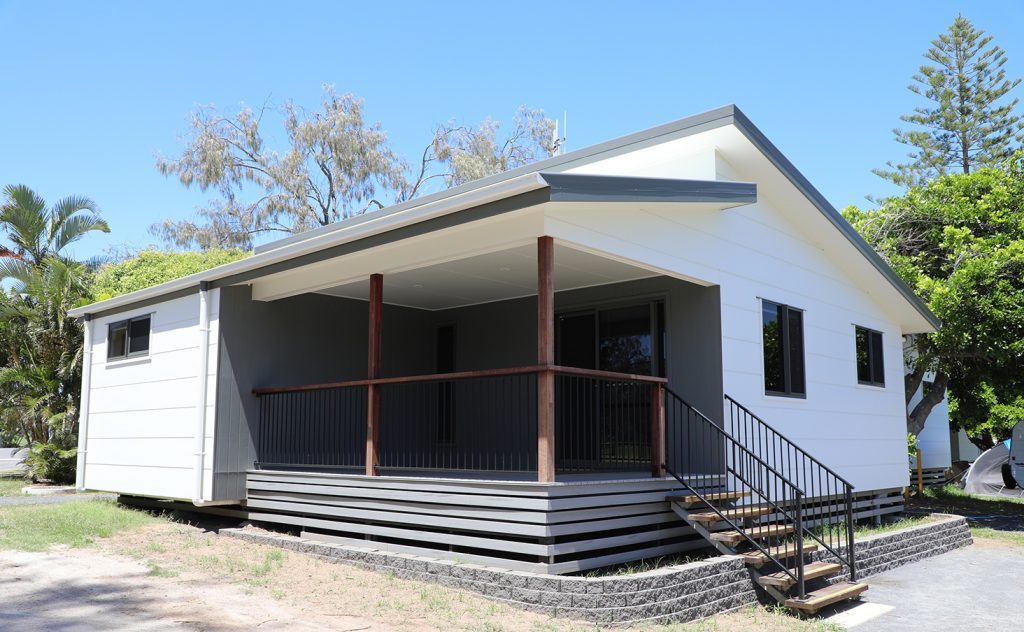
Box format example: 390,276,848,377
82,290,219,500
551,154,912,492
910,385,952,470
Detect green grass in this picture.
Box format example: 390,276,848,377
971,527,1024,547
917,484,1024,511
853,514,939,536
0,500,159,551
580,551,714,577
813,514,938,540
193,548,287,587
0,476,27,497
146,561,180,577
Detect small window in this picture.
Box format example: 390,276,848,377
107,315,151,360
855,326,885,387
762,300,806,397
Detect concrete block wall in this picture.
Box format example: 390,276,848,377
817,513,972,583
222,513,972,625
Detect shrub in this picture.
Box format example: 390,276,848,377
24,437,77,484
91,248,251,300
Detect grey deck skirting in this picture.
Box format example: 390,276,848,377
242,470,720,574
240,471,907,574
221,513,972,625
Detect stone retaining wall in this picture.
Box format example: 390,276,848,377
817,513,972,582
222,513,972,625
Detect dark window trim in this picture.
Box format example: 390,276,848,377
855,325,885,388
107,314,152,361
761,299,806,399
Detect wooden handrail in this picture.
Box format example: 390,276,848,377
551,365,668,385
253,364,667,395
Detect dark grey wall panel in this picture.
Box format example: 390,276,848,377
212,276,724,498
212,286,435,499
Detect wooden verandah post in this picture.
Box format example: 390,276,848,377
366,273,383,476
537,236,555,483
651,383,666,477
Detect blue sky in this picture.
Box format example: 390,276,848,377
1,1,1022,260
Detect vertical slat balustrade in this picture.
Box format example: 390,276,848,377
255,385,368,470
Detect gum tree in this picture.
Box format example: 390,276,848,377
155,87,556,249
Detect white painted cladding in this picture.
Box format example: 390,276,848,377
910,387,952,470
548,170,912,492
82,290,219,500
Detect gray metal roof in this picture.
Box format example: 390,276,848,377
73,104,938,330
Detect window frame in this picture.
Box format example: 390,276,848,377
854,325,885,388
761,299,806,399
107,314,152,361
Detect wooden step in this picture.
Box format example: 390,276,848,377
757,561,843,590
711,523,794,545
666,491,751,507
741,543,818,568
785,581,869,614
687,505,772,524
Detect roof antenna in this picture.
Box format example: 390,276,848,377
551,111,568,156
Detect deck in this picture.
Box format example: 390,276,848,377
241,469,724,574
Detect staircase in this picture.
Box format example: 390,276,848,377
662,389,868,615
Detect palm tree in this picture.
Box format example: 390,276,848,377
0,257,91,446
0,185,107,482
0,184,109,283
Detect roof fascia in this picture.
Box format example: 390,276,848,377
541,172,756,204
729,108,940,331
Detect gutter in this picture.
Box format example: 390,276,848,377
75,315,94,491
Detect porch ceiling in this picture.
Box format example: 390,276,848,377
317,243,658,310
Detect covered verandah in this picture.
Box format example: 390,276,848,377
240,236,724,484
203,176,736,572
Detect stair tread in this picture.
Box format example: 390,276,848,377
757,561,843,588
785,581,869,613
687,505,772,523
711,523,795,544
741,543,818,567
667,491,751,505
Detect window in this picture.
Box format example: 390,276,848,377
556,301,665,377
762,300,805,397
107,315,151,360
855,326,885,387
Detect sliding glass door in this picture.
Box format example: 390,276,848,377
555,302,664,472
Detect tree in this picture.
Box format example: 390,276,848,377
0,185,109,272
846,154,1024,448
91,248,251,300
154,88,556,249
0,185,108,468
875,16,1024,187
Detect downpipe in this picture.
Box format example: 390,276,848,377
193,282,212,506
75,315,94,491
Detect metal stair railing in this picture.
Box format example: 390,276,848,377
725,395,856,582
663,388,809,598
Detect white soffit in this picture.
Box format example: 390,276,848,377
317,243,658,311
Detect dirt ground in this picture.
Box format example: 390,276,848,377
0,521,570,632
0,519,845,632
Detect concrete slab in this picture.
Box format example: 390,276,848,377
825,539,1024,631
